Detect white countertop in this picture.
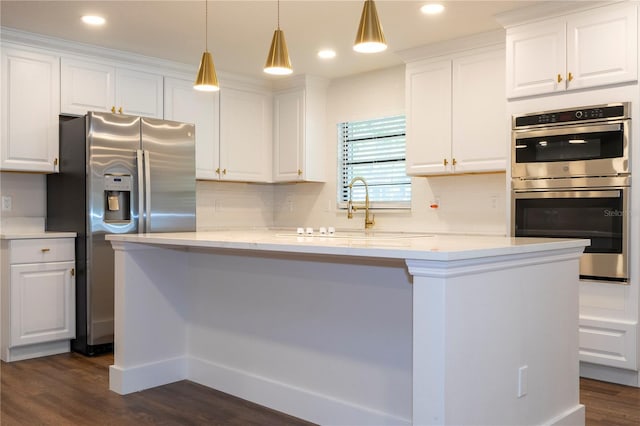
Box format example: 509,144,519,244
106,229,589,261
0,231,76,240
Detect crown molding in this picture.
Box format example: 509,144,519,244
0,26,271,89
494,0,620,28
396,29,505,64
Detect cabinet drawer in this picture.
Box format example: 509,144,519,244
9,238,75,264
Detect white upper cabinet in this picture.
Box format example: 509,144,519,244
273,77,328,182
406,60,452,175
406,47,506,176
1,47,60,173
164,77,220,180
61,57,163,118
452,49,507,173
219,86,272,182
506,2,638,98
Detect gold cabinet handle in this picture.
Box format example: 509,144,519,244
567,72,573,82
222,169,227,175
297,169,302,176
215,168,220,175
41,248,50,253
71,268,75,277
118,107,123,114
443,158,448,166
53,158,58,166
452,158,457,166
557,74,563,83
111,106,116,113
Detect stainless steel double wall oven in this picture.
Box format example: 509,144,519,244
511,103,630,283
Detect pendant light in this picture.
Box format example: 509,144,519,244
353,0,387,53
194,0,219,91
264,0,293,75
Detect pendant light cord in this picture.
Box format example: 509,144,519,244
205,0,209,51
277,0,280,29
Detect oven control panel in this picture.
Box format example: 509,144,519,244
514,103,628,128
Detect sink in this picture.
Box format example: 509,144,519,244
275,231,433,241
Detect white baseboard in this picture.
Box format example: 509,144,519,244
188,356,410,426
109,356,188,395
547,404,585,426
1,339,69,362
580,361,640,387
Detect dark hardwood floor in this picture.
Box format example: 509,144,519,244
1,352,639,425
0,353,314,425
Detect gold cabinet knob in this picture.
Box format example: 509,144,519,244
297,169,302,176
111,106,116,113
71,268,75,277
557,74,563,83
443,158,448,166
452,158,457,166
567,72,573,82
222,169,227,175
118,107,123,114
53,158,58,166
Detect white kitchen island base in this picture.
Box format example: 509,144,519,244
107,231,587,426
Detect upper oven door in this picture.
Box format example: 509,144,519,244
512,120,629,179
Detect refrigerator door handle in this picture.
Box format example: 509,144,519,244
144,149,152,233
136,149,145,233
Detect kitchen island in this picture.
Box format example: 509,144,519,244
106,230,588,426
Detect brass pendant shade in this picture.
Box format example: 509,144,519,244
264,28,293,75
194,0,219,91
354,0,387,53
194,51,219,91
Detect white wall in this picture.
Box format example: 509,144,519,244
196,181,274,230
273,65,508,235
0,172,46,232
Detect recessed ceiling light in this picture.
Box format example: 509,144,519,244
81,15,106,26
318,49,336,59
420,4,445,15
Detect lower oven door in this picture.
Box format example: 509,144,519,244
512,186,628,283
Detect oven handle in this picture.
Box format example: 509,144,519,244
514,189,622,199
513,122,623,139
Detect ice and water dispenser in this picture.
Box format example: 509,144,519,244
104,174,132,222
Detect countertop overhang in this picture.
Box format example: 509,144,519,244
106,229,589,261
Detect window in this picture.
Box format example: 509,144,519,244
337,115,410,208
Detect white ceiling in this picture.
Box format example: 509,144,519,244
1,1,539,80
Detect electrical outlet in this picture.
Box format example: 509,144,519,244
1,196,12,212
517,365,528,398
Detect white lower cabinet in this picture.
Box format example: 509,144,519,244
1,237,76,362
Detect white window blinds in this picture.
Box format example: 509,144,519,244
337,115,411,208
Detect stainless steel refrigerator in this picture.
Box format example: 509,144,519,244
47,111,196,355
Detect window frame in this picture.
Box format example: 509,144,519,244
336,114,411,210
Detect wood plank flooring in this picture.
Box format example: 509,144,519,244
2,352,639,425
1,353,314,425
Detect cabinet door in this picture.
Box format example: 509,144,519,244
405,60,452,175
566,3,638,90
506,18,566,98
273,89,304,182
452,49,507,173
1,48,60,173
10,261,75,347
61,58,115,115
219,87,272,182
164,77,220,180
116,68,164,118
